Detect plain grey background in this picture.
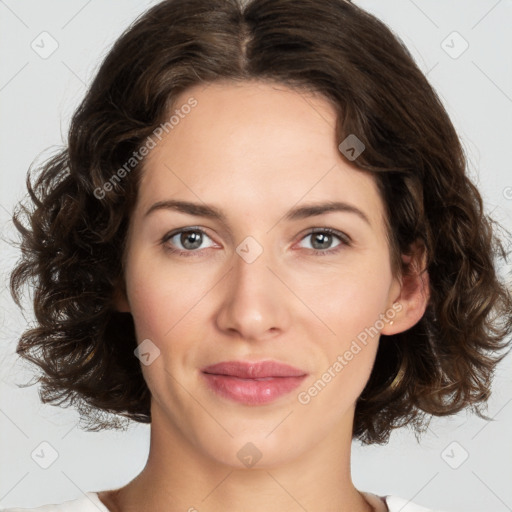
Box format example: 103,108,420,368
1,1,511,511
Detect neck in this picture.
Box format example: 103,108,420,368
99,404,374,512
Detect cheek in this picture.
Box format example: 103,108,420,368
295,271,389,418
303,258,394,344
124,256,207,393
295,257,392,402
124,247,206,339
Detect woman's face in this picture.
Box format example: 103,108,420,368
120,80,403,468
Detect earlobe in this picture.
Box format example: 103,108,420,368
381,242,430,335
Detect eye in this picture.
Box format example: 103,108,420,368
297,228,351,256
161,227,217,257
161,226,351,258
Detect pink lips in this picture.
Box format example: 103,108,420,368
201,360,308,405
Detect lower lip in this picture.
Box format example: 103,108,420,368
201,373,307,405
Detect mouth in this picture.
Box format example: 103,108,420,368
200,360,308,405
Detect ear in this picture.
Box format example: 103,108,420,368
112,278,131,313
381,241,430,335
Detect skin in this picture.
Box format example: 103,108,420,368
99,80,430,512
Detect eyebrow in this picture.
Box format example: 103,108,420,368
144,199,372,227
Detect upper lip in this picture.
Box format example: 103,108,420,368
201,360,307,379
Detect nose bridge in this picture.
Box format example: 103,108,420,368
234,235,272,295
215,234,288,339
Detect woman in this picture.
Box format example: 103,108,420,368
6,0,512,511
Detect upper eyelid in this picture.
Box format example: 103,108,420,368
162,226,217,243
305,227,351,242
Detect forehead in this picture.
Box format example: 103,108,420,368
136,80,387,237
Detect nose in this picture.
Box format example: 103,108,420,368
215,239,291,341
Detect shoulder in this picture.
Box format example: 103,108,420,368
363,491,450,512
385,495,451,511
4,491,450,512
0,492,109,512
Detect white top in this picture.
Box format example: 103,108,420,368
0,491,447,511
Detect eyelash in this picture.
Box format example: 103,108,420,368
160,227,352,258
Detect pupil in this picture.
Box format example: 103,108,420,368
182,231,202,250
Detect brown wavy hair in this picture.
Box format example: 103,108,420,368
9,0,512,444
